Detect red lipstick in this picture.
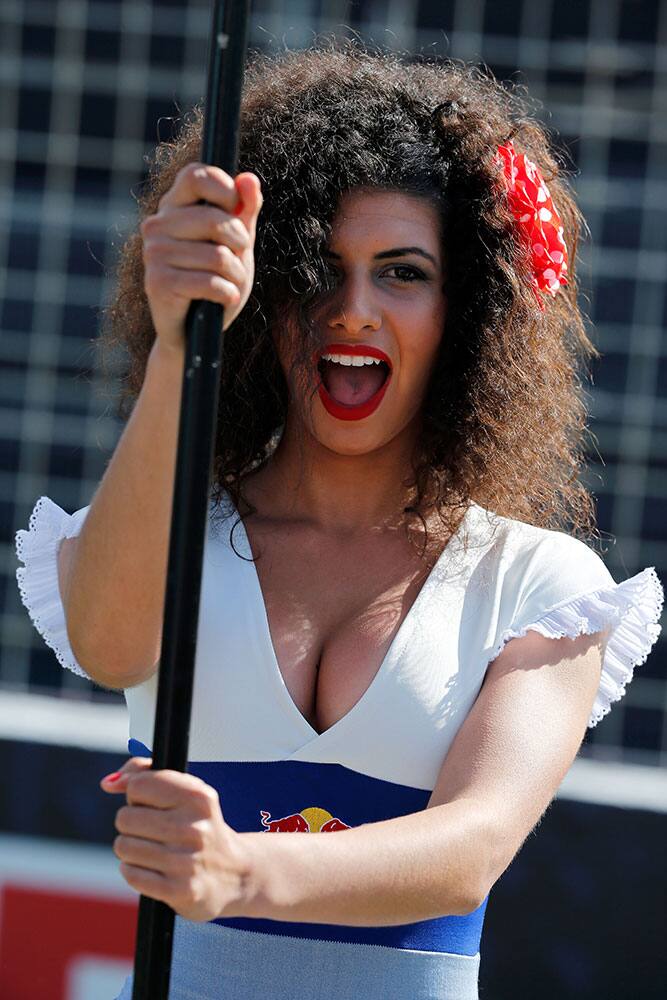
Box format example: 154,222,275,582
313,343,393,422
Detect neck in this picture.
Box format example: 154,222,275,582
246,413,423,536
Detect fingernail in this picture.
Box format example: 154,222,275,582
102,771,122,783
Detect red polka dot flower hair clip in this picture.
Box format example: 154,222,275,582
494,140,568,310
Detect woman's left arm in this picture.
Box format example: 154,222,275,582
104,626,609,925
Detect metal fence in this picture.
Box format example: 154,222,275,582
2,0,665,767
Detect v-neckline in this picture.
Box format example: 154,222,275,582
226,496,477,742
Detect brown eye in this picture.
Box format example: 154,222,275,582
383,265,425,282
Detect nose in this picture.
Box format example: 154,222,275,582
326,273,381,335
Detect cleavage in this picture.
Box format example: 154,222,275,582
247,525,443,735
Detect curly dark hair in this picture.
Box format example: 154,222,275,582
99,40,601,552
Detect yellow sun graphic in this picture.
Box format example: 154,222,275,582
299,807,333,832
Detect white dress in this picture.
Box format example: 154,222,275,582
14,494,664,1000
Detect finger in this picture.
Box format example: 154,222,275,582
147,266,241,310
114,833,184,875
100,757,152,792
148,239,247,285
159,163,236,212
114,803,175,843
115,803,209,853
233,172,263,239
119,860,170,902
149,205,251,253
125,769,218,811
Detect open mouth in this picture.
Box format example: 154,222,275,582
314,344,393,421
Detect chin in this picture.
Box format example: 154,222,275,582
320,434,388,457
293,382,419,457
309,410,402,458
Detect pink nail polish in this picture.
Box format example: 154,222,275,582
103,771,122,783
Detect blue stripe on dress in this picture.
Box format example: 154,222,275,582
126,739,488,957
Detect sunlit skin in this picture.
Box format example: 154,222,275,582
253,187,447,533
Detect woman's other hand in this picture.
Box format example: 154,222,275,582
101,757,250,922
140,164,262,351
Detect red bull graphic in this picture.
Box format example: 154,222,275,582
260,805,351,833
259,811,309,833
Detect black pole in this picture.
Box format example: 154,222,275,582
131,2,251,997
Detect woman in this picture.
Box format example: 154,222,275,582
15,44,663,1000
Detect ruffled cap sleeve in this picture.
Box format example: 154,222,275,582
491,533,663,728
15,496,92,680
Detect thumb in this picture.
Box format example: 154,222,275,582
233,172,263,240
100,756,152,792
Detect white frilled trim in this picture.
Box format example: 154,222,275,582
15,496,90,680
489,568,664,729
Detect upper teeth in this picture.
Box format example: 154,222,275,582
321,353,384,366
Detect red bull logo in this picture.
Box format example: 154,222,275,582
260,806,351,833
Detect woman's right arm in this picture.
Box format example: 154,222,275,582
60,340,184,689
60,164,262,689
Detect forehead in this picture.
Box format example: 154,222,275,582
329,187,441,247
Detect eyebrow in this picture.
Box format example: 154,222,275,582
323,246,439,267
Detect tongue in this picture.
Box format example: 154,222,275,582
322,361,386,406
